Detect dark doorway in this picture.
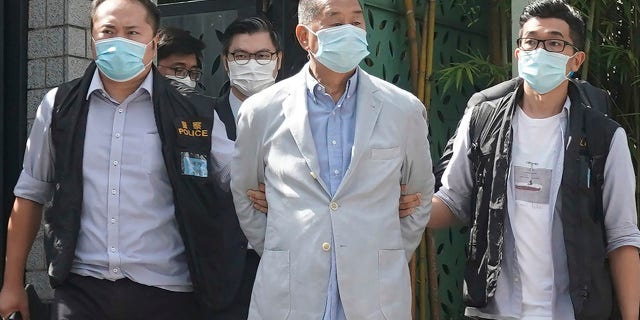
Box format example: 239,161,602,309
264,0,307,79
1,0,29,284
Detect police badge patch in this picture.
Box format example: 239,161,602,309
181,152,208,177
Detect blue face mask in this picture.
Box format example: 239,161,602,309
518,48,574,94
94,37,153,82
307,24,370,73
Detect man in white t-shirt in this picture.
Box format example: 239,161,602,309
429,0,640,319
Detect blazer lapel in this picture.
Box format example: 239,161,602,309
282,72,331,195
335,70,382,196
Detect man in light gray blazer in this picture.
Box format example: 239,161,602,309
230,0,434,319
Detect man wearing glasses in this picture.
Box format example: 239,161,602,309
156,27,204,89
429,0,640,319
196,17,282,320
215,16,282,141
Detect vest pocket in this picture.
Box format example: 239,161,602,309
378,249,411,319
251,249,291,319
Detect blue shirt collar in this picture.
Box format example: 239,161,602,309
304,66,359,104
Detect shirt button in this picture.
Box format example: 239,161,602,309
118,108,124,113
322,242,331,251
110,247,116,253
112,268,119,273
514,277,519,283
110,217,116,224
111,189,117,195
329,202,339,211
334,169,340,175
113,160,119,166
115,133,121,138
331,140,337,145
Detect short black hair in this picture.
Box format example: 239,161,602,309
157,27,206,67
221,16,281,54
519,0,585,50
91,0,161,34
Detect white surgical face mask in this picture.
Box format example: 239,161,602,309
94,37,154,82
306,24,369,73
227,60,277,97
165,75,197,89
518,48,575,94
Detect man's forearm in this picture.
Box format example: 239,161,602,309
3,197,43,288
427,196,462,229
609,245,640,319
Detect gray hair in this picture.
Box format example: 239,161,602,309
297,0,326,26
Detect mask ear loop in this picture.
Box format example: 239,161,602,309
143,38,157,68
566,52,580,79
302,25,319,60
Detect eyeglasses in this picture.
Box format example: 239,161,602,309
158,65,203,81
226,50,278,65
517,38,578,53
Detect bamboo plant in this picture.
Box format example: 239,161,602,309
404,1,440,319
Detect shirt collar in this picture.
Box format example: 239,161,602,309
304,66,359,103
86,69,154,101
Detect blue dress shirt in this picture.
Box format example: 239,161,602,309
305,68,358,320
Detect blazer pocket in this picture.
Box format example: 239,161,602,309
251,250,291,319
370,147,401,160
378,249,411,320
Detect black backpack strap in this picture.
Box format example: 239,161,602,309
433,105,493,190
468,104,496,148
569,78,612,116
434,79,522,190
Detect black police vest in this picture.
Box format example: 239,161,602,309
44,62,230,311
461,80,620,319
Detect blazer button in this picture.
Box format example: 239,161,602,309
322,242,331,251
329,202,339,211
